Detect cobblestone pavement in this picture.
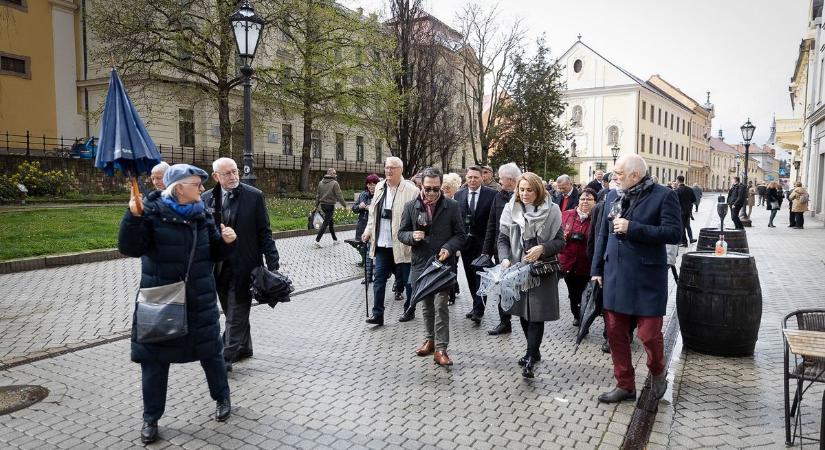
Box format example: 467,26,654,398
0,198,721,449
0,230,361,366
650,200,825,449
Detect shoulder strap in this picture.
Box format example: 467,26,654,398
184,226,198,282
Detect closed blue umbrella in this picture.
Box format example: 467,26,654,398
94,68,161,213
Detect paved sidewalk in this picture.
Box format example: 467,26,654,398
651,201,825,448
0,230,361,366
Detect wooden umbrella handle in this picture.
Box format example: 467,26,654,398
130,177,144,215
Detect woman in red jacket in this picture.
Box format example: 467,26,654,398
559,188,597,326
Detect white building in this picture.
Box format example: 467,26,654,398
558,40,693,185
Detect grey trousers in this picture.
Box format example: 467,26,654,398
423,291,450,350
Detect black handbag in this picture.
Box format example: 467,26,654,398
470,254,495,269
134,227,197,344
529,256,561,277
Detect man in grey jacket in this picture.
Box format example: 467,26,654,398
314,168,348,248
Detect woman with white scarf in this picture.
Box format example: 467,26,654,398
497,172,566,378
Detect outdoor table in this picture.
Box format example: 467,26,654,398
783,328,825,449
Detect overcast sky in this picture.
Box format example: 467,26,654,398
342,0,809,149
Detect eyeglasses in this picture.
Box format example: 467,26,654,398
422,186,441,192
180,181,203,188
384,166,400,171
216,169,239,177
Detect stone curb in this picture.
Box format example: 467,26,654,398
0,224,357,274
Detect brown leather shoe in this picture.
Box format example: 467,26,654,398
415,340,435,356
433,350,453,366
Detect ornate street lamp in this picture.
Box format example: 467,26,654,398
611,144,620,165
793,159,801,181
230,1,265,186
739,118,756,226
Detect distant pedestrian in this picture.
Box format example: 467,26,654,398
757,183,767,206
482,162,522,334
591,154,681,404
552,174,579,212
586,170,604,194
692,183,702,212
149,162,169,191
481,165,502,191
765,181,783,227
727,177,746,230
559,188,595,326
498,172,566,379
441,172,463,304
746,181,756,217
398,168,466,366
363,157,420,325
675,175,696,246
788,181,810,229
119,164,236,444
314,168,348,248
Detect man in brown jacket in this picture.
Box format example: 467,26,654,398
314,168,348,248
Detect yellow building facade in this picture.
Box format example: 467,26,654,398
0,0,84,142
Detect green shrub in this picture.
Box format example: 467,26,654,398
8,161,78,197
0,175,24,203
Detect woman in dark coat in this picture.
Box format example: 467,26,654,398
352,174,379,280
765,181,783,227
559,188,596,325
118,164,236,444
498,172,566,378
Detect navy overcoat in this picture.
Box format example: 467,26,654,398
590,183,682,316
118,193,234,364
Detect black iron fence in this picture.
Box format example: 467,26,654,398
1,131,384,174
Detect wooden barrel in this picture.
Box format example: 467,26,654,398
676,251,762,356
697,228,749,253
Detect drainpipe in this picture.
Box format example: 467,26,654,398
82,0,90,137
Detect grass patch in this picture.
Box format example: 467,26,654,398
0,198,358,261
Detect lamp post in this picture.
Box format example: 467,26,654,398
230,1,265,186
793,159,801,182
739,118,756,226
611,144,620,166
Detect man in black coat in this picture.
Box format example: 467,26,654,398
585,170,604,194
398,168,466,366
727,177,746,230
674,175,697,246
553,174,580,211
203,158,280,371
454,166,496,323
482,162,522,335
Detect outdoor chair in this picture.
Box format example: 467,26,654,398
783,308,825,446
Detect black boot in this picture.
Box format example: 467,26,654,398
140,421,158,444
365,315,384,326
215,398,231,422
487,322,512,335
517,352,541,366
522,357,535,378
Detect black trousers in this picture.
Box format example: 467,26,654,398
791,211,805,228
217,264,252,363
315,204,337,242
730,205,744,229
519,318,544,359
141,354,229,422
460,241,484,315
564,274,590,321
681,213,693,244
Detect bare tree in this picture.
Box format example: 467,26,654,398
454,2,525,165
88,0,262,156
386,0,468,177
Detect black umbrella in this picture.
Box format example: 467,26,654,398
249,266,294,307
470,254,495,270
575,280,603,349
406,256,457,314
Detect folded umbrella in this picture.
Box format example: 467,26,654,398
249,266,294,308
406,256,457,314
575,280,603,349
470,254,495,270
476,262,534,313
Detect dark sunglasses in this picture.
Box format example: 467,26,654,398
422,186,441,193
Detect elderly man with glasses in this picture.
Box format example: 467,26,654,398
363,156,420,325
202,157,279,372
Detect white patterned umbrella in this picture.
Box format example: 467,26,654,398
476,262,537,312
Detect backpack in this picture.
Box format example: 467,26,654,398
799,192,810,204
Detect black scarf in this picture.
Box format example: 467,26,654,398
619,175,655,218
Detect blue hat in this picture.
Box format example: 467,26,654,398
163,164,208,187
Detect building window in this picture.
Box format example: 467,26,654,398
676,117,680,133
669,142,672,158
656,138,660,155
658,108,661,125
664,111,668,129
178,109,195,147
0,0,26,12
607,126,619,146
281,124,292,155
642,101,646,120
375,140,382,163
335,133,344,160
573,59,583,73
311,130,322,158
641,134,646,152
356,136,364,162
0,52,30,79
650,105,654,123
649,136,653,154
571,105,583,127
